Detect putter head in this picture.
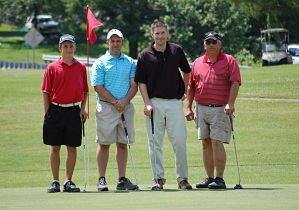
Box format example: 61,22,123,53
151,186,162,191
134,187,141,191
234,184,243,189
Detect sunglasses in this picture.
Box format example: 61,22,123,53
205,40,217,45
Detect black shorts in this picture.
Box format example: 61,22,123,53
43,104,82,147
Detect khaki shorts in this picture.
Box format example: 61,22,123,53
195,103,231,143
95,101,135,145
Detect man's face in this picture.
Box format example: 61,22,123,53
151,26,169,46
107,34,123,54
59,41,76,58
204,39,222,54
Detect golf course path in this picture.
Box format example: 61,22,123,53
239,97,299,102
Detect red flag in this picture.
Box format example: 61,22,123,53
86,6,104,44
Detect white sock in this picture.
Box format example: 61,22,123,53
64,180,70,185
52,180,59,183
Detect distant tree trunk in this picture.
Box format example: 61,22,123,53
129,40,138,59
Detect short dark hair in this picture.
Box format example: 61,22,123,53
151,20,168,32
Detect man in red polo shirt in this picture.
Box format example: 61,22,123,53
41,34,89,193
186,31,241,189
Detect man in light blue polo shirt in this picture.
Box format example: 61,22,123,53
90,29,138,191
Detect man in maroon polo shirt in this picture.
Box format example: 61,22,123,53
41,34,89,193
186,31,241,189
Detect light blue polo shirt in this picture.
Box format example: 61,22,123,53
90,51,136,100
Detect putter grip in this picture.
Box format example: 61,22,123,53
82,121,85,136
229,115,234,132
151,111,154,134
121,114,129,136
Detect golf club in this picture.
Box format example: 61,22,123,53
82,120,88,192
121,114,140,191
229,115,243,189
150,110,160,191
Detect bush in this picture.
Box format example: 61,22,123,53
235,48,257,66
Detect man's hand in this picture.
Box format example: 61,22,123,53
185,108,194,121
181,93,187,101
224,103,235,115
114,99,127,112
144,105,153,117
80,110,88,121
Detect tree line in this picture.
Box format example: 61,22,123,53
1,0,299,64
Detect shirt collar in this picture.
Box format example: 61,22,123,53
105,50,125,60
202,50,224,63
150,41,170,54
58,57,78,65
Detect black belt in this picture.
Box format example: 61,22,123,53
199,104,224,107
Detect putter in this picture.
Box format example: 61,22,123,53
121,114,140,191
150,110,160,191
229,115,243,189
82,120,88,192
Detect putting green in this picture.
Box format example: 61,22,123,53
1,184,298,209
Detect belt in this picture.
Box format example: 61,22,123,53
199,103,224,107
51,102,80,107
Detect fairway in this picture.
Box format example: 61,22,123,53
0,65,299,209
1,185,299,209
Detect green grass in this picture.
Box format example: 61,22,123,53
0,24,20,31
0,37,129,63
1,185,299,210
0,65,299,209
239,65,299,99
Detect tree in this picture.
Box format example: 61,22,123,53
151,0,252,60
0,0,66,27
87,0,161,58
229,0,299,42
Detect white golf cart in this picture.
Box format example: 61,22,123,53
261,28,292,66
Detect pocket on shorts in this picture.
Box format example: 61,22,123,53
194,104,201,128
216,112,230,132
96,101,113,117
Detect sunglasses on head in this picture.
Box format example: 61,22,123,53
205,40,217,45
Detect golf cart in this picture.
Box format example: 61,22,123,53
261,28,292,66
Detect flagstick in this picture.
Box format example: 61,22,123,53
83,34,90,192
86,38,90,118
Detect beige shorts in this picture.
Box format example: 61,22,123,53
195,103,231,143
95,101,135,145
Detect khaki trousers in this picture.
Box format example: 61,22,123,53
145,98,188,183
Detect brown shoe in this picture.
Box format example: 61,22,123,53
152,179,164,191
178,180,192,190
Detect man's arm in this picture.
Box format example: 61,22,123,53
94,85,118,105
224,81,240,115
182,72,190,100
80,92,89,121
115,78,138,112
139,82,152,117
42,92,50,113
185,85,195,121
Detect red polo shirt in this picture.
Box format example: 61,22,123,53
189,51,241,105
41,58,89,104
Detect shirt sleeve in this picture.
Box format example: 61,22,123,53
90,59,105,86
41,65,52,93
82,65,89,92
178,47,191,73
228,56,242,85
188,61,196,89
135,55,147,83
130,59,136,78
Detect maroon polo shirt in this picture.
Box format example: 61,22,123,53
189,51,241,105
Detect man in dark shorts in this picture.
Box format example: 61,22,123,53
41,34,89,193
